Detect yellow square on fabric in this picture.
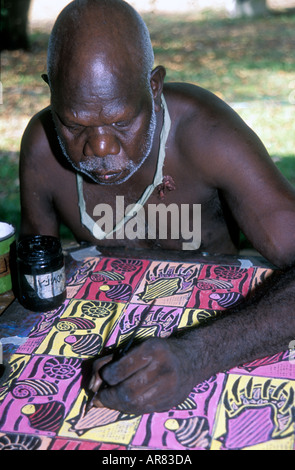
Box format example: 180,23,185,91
59,389,141,445
211,374,295,450
35,300,125,358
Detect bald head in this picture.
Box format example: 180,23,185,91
47,0,155,94
46,1,166,187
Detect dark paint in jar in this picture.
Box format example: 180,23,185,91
17,235,66,312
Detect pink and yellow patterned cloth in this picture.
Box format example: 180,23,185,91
0,256,294,450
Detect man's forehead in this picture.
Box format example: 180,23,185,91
61,49,140,92
51,83,147,122
55,50,146,99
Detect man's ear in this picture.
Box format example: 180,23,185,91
41,74,49,85
150,66,166,112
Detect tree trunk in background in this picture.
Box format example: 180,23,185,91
227,0,269,18
1,0,32,51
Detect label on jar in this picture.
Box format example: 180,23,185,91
24,266,65,299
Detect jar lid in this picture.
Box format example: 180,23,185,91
17,235,63,263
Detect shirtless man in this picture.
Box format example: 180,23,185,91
19,0,295,414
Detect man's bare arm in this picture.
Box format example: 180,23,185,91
188,93,295,268
19,111,60,238
89,264,295,414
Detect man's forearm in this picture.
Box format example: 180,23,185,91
174,265,295,381
92,265,295,414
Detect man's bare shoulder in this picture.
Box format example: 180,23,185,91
163,82,269,182
20,106,72,173
164,82,248,143
19,107,78,237
164,82,236,124
21,107,52,151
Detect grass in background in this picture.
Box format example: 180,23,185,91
146,11,295,101
1,10,294,241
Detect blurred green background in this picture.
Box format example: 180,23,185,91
1,5,294,245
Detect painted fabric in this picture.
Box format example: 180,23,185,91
0,256,294,450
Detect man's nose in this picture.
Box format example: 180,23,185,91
83,128,120,158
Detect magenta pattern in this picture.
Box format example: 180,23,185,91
0,257,294,450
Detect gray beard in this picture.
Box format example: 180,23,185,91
55,103,157,186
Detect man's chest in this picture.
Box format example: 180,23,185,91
52,164,237,253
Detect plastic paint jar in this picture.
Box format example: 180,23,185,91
17,235,66,312
0,222,16,294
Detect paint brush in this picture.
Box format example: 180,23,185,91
84,299,156,416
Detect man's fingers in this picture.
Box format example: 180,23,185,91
98,372,159,414
88,338,193,414
100,345,152,386
89,354,114,392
